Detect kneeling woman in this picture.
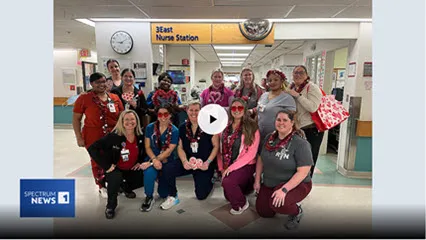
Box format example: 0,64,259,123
141,104,179,212
173,101,219,200
254,110,313,230
88,109,145,219
218,98,260,215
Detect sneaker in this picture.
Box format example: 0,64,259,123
140,196,155,212
105,208,115,219
285,204,304,230
160,196,180,210
124,191,136,199
99,187,108,198
230,199,249,215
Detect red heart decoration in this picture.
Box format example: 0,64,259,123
122,92,134,102
210,91,222,103
196,159,203,168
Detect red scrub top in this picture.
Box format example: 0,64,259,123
73,92,124,148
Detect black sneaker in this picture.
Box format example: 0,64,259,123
140,196,155,212
124,191,136,199
285,204,303,230
105,208,115,219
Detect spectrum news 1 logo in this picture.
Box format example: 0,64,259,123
20,179,75,217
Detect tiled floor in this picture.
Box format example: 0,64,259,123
54,128,372,238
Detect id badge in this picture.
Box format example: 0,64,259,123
108,102,116,113
190,142,198,153
121,149,130,162
258,104,265,112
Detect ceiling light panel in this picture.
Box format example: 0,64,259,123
217,53,249,57
213,45,255,50
219,58,247,61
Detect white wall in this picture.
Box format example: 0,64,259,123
252,54,303,84
53,49,97,97
337,22,372,169
95,22,154,92
274,22,360,40
194,62,220,87
302,40,351,61
166,45,190,66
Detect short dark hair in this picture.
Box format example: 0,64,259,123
89,72,106,83
158,72,173,83
155,103,175,116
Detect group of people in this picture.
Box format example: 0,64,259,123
72,59,324,230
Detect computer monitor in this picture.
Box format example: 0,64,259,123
166,70,186,84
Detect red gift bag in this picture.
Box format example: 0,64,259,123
307,85,350,132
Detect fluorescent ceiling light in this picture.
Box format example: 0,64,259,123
89,18,371,23
267,18,372,23
219,58,246,61
75,18,95,27
220,61,245,64
90,18,246,23
214,45,255,50
222,63,243,66
217,53,249,57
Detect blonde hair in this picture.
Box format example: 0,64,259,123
211,68,224,79
282,81,289,91
112,110,143,136
187,100,201,109
238,68,255,89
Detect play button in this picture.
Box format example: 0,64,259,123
198,104,228,135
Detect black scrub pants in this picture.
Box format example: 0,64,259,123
302,126,324,178
105,168,144,209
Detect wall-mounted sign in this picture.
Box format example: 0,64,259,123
79,49,90,58
348,62,356,78
151,23,274,45
363,62,372,77
238,19,274,41
133,62,147,81
211,24,274,44
151,23,212,44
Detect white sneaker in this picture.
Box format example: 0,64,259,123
230,199,249,215
99,187,108,198
160,196,180,210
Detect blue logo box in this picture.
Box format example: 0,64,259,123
20,179,75,218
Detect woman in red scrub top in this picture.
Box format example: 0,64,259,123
72,72,124,198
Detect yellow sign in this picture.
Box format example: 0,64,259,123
151,23,212,44
151,23,275,45
212,24,274,44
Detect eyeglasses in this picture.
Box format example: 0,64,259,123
157,112,170,118
93,80,106,84
293,71,306,75
231,106,244,112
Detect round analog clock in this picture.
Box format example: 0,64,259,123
110,31,133,54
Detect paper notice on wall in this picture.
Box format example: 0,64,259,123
364,80,372,90
348,62,356,78
133,62,147,81
62,68,76,84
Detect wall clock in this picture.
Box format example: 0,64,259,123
110,31,133,54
